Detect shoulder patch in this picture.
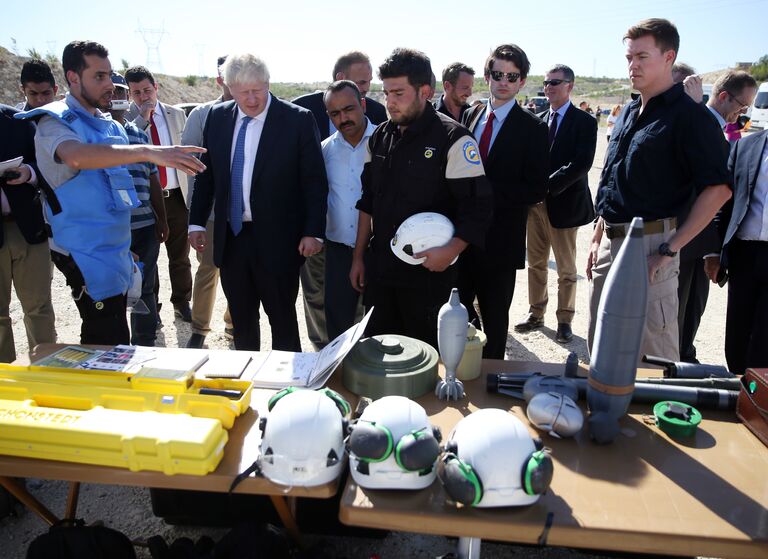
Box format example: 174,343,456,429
462,140,480,165
62,112,78,123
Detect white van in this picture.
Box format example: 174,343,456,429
750,82,768,129
702,83,713,104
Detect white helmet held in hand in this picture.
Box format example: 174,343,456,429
390,212,456,265
348,395,442,490
438,408,553,507
258,387,350,487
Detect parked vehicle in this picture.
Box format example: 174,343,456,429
749,82,768,130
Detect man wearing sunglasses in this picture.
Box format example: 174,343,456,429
515,65,597,344
459,44,549,359
587,19,732,361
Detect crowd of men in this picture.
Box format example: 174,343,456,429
1,17,766,375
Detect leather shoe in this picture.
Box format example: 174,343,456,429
514,314,544,333
224,327,234,340
556,323,574,343
186,333,206,349
174,303,192,323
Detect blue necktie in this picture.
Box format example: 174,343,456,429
229,115,252,235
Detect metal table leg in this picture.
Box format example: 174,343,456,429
269,495,302,545
0,476,59,525
456,536,482,559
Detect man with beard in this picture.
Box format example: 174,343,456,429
321,80,374,340
435,62,475,122
350,48,492,348
17,40,204,344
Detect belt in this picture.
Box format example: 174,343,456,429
162,189,171,198
604,217,676,240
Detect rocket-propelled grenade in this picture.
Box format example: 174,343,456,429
588,217,649,444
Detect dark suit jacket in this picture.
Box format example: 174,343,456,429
538,104,597,228
718,129,768,268
291,91,387,140
0,104,46,248
462,101,549,269
188,95,328,272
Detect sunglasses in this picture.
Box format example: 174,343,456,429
490,70,521,83
543,79,571,87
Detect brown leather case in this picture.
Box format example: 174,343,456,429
736,368,768,447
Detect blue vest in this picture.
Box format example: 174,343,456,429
17,99,139,301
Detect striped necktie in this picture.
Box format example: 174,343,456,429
229,115,252,235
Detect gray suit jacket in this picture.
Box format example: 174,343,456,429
127,100,188,200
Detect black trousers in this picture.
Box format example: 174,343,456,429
364,270,455,351
725,239,768,374
457,255,517,360
51,252,129,346
677,256,710,363
324,240,363,341
219,223,301,352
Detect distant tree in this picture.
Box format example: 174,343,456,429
185,75,197,86
121,58,129,71
27,47,42,59
752,55,768,82
45,52,59,67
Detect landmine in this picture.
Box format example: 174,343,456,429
0,363,252,428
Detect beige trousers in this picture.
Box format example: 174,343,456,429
526,202,579,324
0,220,56,362
191,219,232,335
588,221,680,361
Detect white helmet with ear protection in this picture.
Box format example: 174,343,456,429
390,212,456,265
258,387,350,487
348,395,441,490
438,408,553,508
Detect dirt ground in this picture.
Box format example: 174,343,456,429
0,127,730,558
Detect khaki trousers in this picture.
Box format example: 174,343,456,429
526,202,579,324
0,220,56,362
588,220,680,361
191,219,232,335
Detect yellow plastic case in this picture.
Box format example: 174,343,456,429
0,399,227,475
0,364,252,428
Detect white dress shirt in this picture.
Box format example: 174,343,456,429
150,104,179,189
737,138,768,242
188,95,272,234
472,98,517,150
322,119,375,246
548,100,571,136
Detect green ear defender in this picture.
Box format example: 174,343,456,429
267,387,350,417
522,449,554,496
437,451,483,507
349,423,440,472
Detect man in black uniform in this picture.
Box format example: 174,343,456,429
587,18,732,361
349,48,492,349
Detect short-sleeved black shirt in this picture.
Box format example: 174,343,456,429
595,82,730,224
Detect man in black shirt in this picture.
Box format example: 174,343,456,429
434,62,475,122
350,48,492,349
587,18,731,361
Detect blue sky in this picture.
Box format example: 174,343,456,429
3,0,766,82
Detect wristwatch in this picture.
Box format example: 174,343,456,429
658,242,677,257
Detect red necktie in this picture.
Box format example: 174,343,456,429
149,112,168,188
478,111,495,163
